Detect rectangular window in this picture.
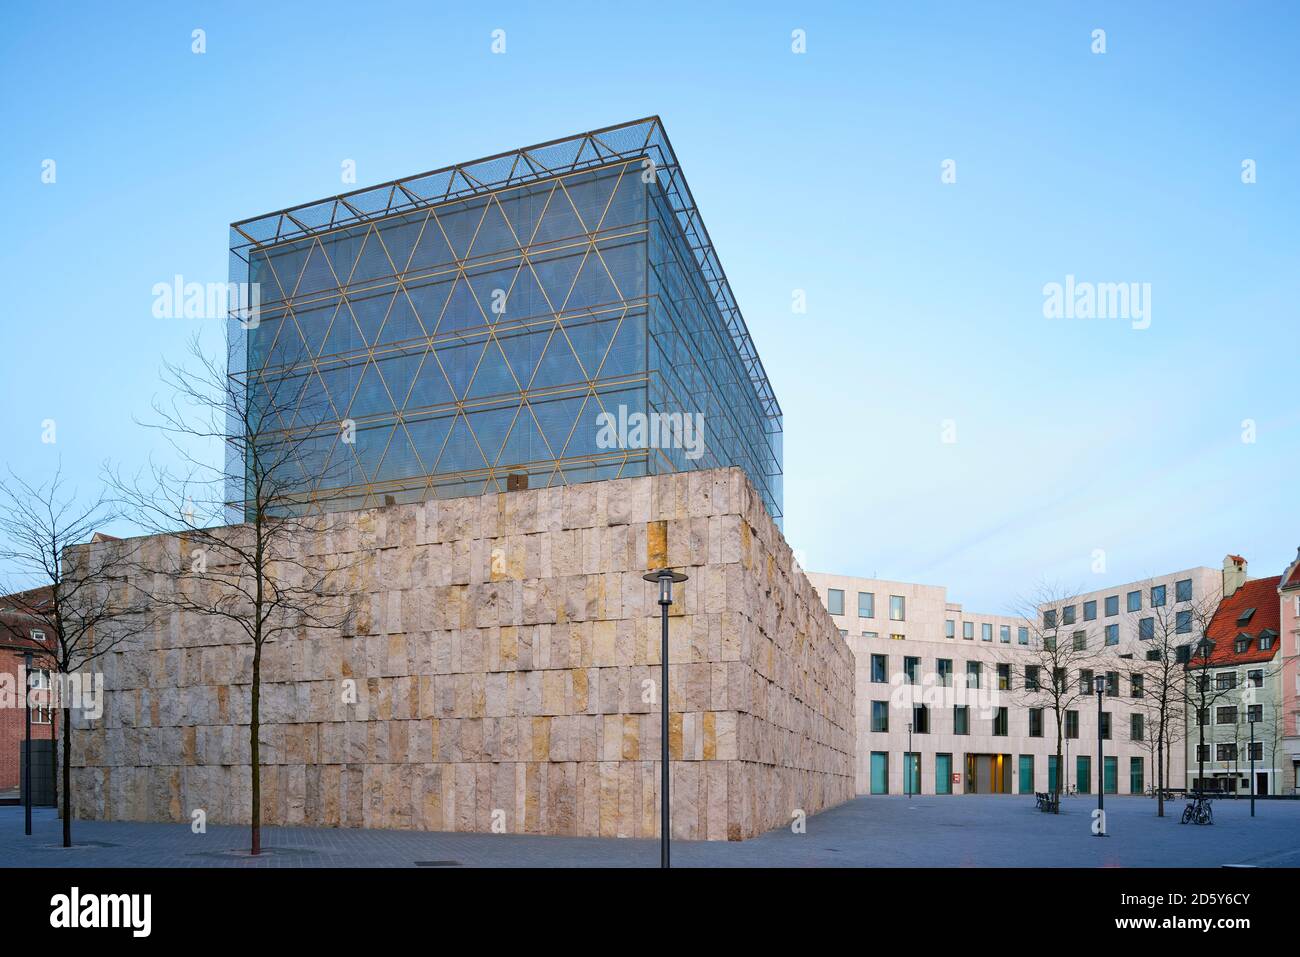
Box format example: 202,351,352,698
1248,742,1263,761
1019,754,1035,795
913,704,930,734
1130,674,1144,698
1029,708,1043,737
1017,626,1028,645
857,591,875,618
1139,617,1154,640
1127,590,1141,613
871,701,890,733
1103,756,1118,795
999,624,1010,643
870,752,889,794
889,633,905,642
862,631,878,639
1062,605,1076,625
870,654,887,683
1105,595,1119,617
1247,704,1262,723
944,619,954,639
903,752,920,795
1216,706,1238,725
1025,665,1040,690
1073,631,1087,651
1247,669,1263,688
1106,671,1119,696
1176,579,1192,602
1105,623,1119,645
1079,668,1094,695
1043,609,1057,629
1065,710,1079,739
962,621,974,640
981,622,992,642
954,706,969,735
29,669,52,724
997,662,1011,691
904,656,920,685
993,707,1008,736
1216,743,1237,762
1130,713,1144,741
1176,609,1191,634
1196,744,1209,762
936,753,953,794
966,661,981,690
827,589,844,616
1083,600,1097,621
1130,757,1144,794
889,595,905,621
937,659,953,687
1216,672,1237,691
1100,712,1111,740
1076,755,1091,794
1151,584,1166,607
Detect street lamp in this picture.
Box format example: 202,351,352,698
1249,716,1256,818
1094,674,1107,836
20,650,33,836
643,568,688,869
907,721,913,800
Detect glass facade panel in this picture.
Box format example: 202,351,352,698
1018,754,1034,794
228,119,782,519
936,753,953,794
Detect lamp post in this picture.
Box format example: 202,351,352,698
1094,674,1106,836
643,568,688,869
1249,717,1256,818
907,722,913,800
22,650,33,837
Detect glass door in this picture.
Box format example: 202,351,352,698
1103,756,1118,794
1076,755,1091,794
904,752,921,795
870,752,889,794
936,753,952,794
1018,755,1035,794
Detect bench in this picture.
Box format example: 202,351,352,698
1034,791,1059,813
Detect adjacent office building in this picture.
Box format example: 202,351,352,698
227,117,782,521
809,565,1224,797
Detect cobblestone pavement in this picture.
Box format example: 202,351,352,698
4,795,1297,867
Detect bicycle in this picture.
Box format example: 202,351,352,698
1180,796,1213,825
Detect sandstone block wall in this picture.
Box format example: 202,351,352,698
72,467,854,840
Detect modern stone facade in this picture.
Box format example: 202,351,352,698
70,467,854,840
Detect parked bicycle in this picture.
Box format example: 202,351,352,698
1180,796,1213,825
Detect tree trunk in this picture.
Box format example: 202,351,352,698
61,704,72,848
250,643,261,855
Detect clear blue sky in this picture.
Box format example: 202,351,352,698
2,1,1296,612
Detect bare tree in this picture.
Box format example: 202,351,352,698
0,467,151,847
1012,584,1111,811
111,334,350,855
1127,589,1218,816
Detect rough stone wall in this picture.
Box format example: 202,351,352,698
71,468,854,840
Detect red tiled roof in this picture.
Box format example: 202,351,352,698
1282,556,1300,591
1191,576,1282,668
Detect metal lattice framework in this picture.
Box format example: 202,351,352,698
227,117,782,516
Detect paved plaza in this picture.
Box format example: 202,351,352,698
3,795,1298,868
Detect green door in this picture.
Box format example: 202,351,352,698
903,752,921,795
1048,755,1058,793
936,753,952,794
1076,756,1091,794
1018,755,1035,794
870,752,888,794
1104,756,1118,794
1129,757,1144,794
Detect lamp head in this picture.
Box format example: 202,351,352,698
642,568,689,605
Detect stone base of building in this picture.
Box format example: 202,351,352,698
71,468,855,840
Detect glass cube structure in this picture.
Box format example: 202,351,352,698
227,117,782,521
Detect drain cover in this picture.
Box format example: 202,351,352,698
414,860,461,867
